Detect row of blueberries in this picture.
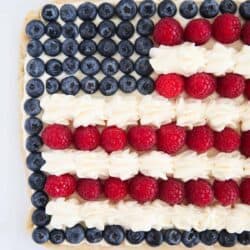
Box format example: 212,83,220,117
32,223,250,247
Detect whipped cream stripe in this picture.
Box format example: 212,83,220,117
41,150,250,181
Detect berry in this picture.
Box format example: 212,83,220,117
32,209,51,227
240,0,250,20
24,98,41,116
50,229,65,244
26,20,45,39
44,39,61,57
117,21,135,39
245,79,250,99
99,77,118,96
98,20,115,38
241,131,250,157
240,178,250,204
159,178,185,205
129,175,158,203
79,40,97,56
120,58,134,74
26,153,45,171
138,0,156,18
86,228,103,243
186,125,214,153
32,227,49,244
153,18,183,45
101,126,127,152
118,40,134,57
186,73,216,99
218,230,237,247
65,224,85,244
180,0,198,19
137,77,154,95
104,177,127,201
241,21,250,45
217,73,245,98
62,57,80,75
28,171,46,190
46,22,62,39
200,0,219,18
26,135,43,152
214,127,240,152
78,2,97,20
98,38,117,57
46,59,62,77
119,75,137,93
104,225,125,245
62,22,79,38
182,230,200,247
135,57,153,76
137,18,154,36
27,58,45,77
135,37,153,56
80,57,100,76
146,229,163,247
27,39,43,57
31,191,49,208
219,0,237,13
157,123,186,155
62,38,78,56
81,76,99,94
212,14,241,43
116,0,137,21
238,231,250,245
46,78,60,94
158,0,177,17
60,4,77,22
184,18,212,45
98,3,115,19
45,174,76,198
26,79,44,98
25,117,43,135
128,125,156,151
101,58,119,76
155,73,184,98
200,230,218,246
42,4,59,21
79,22,97,39
185,179,213,207
162,229,181,245
126,230,145,244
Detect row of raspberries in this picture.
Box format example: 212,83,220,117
44,174,250,207
41,124,250,156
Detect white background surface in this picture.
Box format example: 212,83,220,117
0,1,48,249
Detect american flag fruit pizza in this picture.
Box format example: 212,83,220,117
20,0,250,249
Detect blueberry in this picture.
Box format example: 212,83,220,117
46,78,60,94
60,4,77,22
46,21,62,38
119,75,136,93
62,22,79,38
120,58,134,74
26,20,45,39
26,153,45,171
27,40,43,57
65,224,85,244
158,0,177,17
98,39,117,57
137,77,154,95
79,40,97,56
32,209,51,227
118,40,134,57
26,79,44,98
25,117,43,135
238,231,250,245
32,227,49,244
117,21,135,39
46,59,62,76
200,230,218,246
98,3,115,19
126,230,145,244
26,135,43,153
135,37,153,56
44,39,61,56
24,99,41,116
50,229,65,244
80,57,100,75
219,0,237,13
200,0,219,18
136,18,154,36
101,58,119,76
63,57,80,75
42,4,59,21
116,0,137,20
61,76,80,95
86,228,103,243
31,191,49,208
27,58,45,77
180,0,198,18
240,1,250,19
104,225,125,245
81,76,99,94
98,20,116,38
100,77,118,96
62,39,78,56
135,57,153,76
182,230,200,248
138,0,156,17
146,229,163,247
28,171,46,190
78,2,97,20
79,22,97,39
218,230,237,247
162,229,182,245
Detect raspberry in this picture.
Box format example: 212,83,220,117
240,131,250,157
101,126,127,153
240,178,250,205
129,175,158,203
157,123,186,155
241,21,250,45
212,14,241,44
186,125,214,153
73,126,100,151
155,74,184,98
217,73,245,98
244,79,250,100
159,178,185,205
213,180,239,206
45,174,76,198
185,179,213,207
153,17,183,46
214,127,240,152
128,125,156,151
41,124,72,149
104,177,127,201
76,178,102,201
184,18,212,45
185,73,216,99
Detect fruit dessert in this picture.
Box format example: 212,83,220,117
21,0,250,249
